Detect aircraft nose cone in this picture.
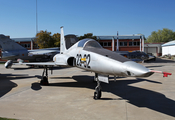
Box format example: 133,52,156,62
123,61,153,77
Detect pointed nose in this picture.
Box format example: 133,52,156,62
123,61,154,77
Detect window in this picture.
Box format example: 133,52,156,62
119,42,127,46
124,42,127,46
133,42,137,46
104,42,108,46
129,41,140,46
129,42,132,46
108,42,111,46
102,42,111,47
119,42,123,46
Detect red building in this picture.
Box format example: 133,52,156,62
11,37,38,50
97,35,145,52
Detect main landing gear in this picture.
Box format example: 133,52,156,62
94,73,102,100
40,65,49,85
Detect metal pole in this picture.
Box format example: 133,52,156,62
31,39,33,50
142,36,144,52
112,37,114,51
36,0,38,34
117,31,118,51
140,36,141,51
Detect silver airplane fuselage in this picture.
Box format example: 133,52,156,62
53,39,153,78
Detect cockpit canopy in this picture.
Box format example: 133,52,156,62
78,39,102,49
78,38,130,63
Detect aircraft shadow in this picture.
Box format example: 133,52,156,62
0,74,35,98
13,68,32,70
52,67,70,70
48,75,175,117
49,76,95,89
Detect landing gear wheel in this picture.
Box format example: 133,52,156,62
94,87,102,100
40,76,49,85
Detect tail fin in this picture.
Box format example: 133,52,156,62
0,34,26,51
60,26,67,54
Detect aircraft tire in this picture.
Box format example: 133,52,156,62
40,76,49,86
94,87,101,100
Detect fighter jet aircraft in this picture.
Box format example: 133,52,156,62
0,34,61,68
15,27,172,99
0,34,60,68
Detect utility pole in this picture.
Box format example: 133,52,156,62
36,0,38,34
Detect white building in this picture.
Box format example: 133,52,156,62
144,43,163,57
162,40,175,56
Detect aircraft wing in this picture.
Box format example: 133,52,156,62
28,50,59,56
13,62,67,66
13,62,56,66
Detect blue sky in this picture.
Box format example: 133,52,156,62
0,0,175,38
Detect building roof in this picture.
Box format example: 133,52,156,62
11,37,36,42
97,35,144,40
144,43,163,47
161,40,175,47
10,35,144,42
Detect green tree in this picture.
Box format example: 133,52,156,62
147,28,175,43
52,33,60,47
35,30,60,49
78,33,97,40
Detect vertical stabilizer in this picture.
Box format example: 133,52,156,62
60,26,67,54
0,35,26,51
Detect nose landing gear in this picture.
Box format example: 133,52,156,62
94,73,102,100
94,86,101,100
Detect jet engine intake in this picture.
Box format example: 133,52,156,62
67,57,76,66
